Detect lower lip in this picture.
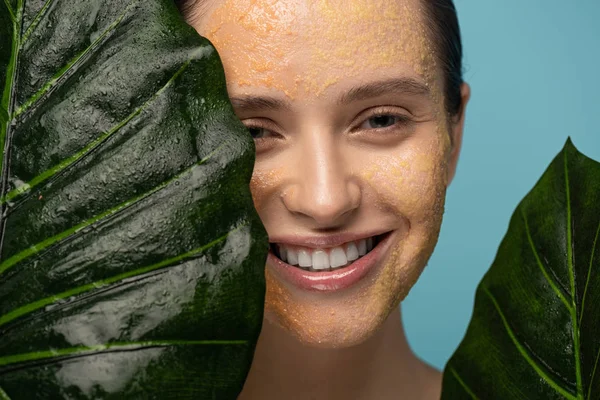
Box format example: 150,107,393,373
267,232,394,292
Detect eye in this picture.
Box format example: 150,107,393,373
359,114,409,130
247,126,272,139
242,121,279,140
241,119,283,152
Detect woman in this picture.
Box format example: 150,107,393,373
177,0,470,398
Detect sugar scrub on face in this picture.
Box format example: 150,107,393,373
200,0,442,103
192,0,458,348
199,0,304,97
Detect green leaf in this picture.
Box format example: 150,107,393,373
0,1,268,399
441,138,600,400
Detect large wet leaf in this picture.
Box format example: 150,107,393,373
0,0,268,398
441,139,600,399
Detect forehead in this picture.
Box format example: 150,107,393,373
198,0,438,99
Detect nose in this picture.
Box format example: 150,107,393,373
282,133,361,227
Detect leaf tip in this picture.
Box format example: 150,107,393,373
564,136,577,152
561,136,600,167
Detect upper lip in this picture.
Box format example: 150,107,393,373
268,230,393,249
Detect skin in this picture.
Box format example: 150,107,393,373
187,0,470,398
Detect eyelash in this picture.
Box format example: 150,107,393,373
242,107,413,141
243,120,282,141
352,107,413,133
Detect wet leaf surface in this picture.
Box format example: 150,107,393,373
0,1,268,398
442,139,600,400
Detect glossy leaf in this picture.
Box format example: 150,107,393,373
441,138,600,399
0,0,268,398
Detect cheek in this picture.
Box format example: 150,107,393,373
248,167,284,217
362,140,449,219
361,138,450,302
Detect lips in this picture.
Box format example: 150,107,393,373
267,231,394,292
270,234,385,271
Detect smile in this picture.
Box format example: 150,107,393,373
270,234,385,272
267,231,394,292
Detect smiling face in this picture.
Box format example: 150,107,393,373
191,0,466,347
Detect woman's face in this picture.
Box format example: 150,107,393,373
191,0,465,347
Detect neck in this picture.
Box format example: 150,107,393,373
239,306,442,400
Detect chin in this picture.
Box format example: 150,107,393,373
263,306,382,349
263,267,401,349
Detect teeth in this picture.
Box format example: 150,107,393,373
312,250,329,270
298,249,312,268
330,247,348,268
287,248,299,266
358,239,367,256
274,235,382,271
279,246,288,263
345,242,359,261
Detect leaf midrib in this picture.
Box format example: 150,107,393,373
0,0,23,257
564,148,584,399
0,0,21,172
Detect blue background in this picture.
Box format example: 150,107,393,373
402,1,600,370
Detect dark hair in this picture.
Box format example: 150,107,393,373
422,0,464,118
174,0,211,23
175,0,464,117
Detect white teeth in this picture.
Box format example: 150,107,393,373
275,235,380,271
287,249,299,266
279,246,288,263
298,249,312,268
345,242,359,261
330,247,348,268
358,239,367,256
312,250,329,270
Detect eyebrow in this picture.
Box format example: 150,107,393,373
229,96,292,112
228,77,431,112
338,78,431,105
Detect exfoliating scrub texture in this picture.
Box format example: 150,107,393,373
192,0,457,348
